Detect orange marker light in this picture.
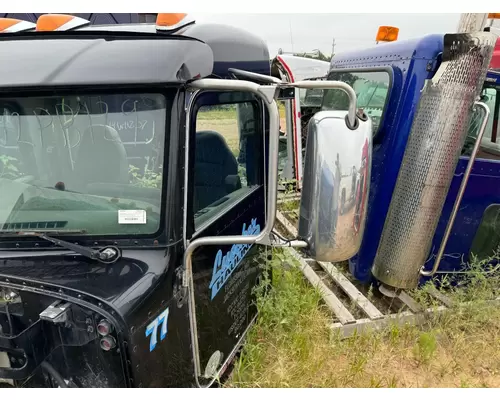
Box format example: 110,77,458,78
156,13,194,31
376,26,399,42
156,13,187,27
0,18,35,33
36,14,90,31
489,13,500,19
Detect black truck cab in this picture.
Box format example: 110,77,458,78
0,17,271,388
0,14,373,388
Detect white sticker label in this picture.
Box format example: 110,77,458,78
118,210,147,224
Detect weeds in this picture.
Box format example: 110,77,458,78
0,155,23,180
413,332,437,365
227,236,500,388
129,165,162,188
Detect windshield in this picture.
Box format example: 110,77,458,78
0,92,168,236
322,70,391,134
355,81,388,109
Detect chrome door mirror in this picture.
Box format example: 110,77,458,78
298,110,373,262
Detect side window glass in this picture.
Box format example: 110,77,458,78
462,87,500,160
469,204,500,261
301,87,325,108
322,70,391,135
193,97,262,229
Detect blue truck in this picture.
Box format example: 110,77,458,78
323,30,500,292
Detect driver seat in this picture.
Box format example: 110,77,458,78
73,124,129,191
194,130,241,213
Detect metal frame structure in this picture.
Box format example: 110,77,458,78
276,209,500,338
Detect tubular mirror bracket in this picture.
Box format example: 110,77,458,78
182,77,359,388
284,80,358,129
420,101,490,277
228,68,283,85
200,69,359,129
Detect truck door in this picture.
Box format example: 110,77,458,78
186,90,267,383
425,86,500,272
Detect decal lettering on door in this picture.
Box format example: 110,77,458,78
145,307,169,352
209,218,261,300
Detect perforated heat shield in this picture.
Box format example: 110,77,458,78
372,32,497,289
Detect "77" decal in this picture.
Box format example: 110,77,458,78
145,307,169,352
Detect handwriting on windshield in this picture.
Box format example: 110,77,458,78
109,120,149,132
0,97,158,150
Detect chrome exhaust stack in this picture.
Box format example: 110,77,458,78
372,30,497,290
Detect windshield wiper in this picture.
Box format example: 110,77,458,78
1,231,121,264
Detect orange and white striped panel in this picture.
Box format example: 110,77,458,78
0,18,36,33
36,14,90,31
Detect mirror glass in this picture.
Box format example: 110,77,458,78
298,110,373,262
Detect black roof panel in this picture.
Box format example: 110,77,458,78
0,32,214,88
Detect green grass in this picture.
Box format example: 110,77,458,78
197,108,239,120
195,102,287,156
225,200,500,388
197,103,287,121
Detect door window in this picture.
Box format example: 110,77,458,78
463,87,500,160
470,204,500,261
192,93,264,230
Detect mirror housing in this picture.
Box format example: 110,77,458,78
298,110,373,262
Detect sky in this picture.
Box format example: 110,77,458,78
189,13,464,56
